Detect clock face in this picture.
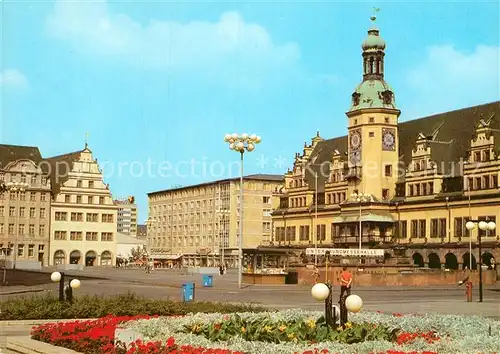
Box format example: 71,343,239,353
382,129,396,151
350,131,361,149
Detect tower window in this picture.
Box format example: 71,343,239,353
369,117,375,123
385,165,392,176
354,119,358,125
369,132,374,137
382,189,389,200
385,117,389,123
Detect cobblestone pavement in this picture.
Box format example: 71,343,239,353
1,267,499,350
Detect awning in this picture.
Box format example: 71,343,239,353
332,213,394,224
151,254,182,260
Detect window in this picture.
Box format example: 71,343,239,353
29,224,35,236
65,195,70,203
492,175,498,188
17,245,24,257
262,222,271,232
411,219,426,238
41,177,47,185
77,180,82,188
18,224,25,235
416,184,421,195
76,196,82,203
40,193,46,202
86,232,98,241
382,189,389,200
39,208,46,218
275,227,286,242
9,207,15,217
71,212,83,221
263,209,272,217
428,182,434,194
87,196,93,204
385,117,389,123
262,196,270,204
70,231,83,241
422,183,427,195
99,196,105,204
101,232,113,241
430,218,447,238
55,212,67,221
316,224,326,241
475,151,481,162
369,131,374,137
454,217,470,238
409,185,413,196
30,192,36,201
31,175,37,184
21,175,27,183
10,192,15,200
39,225,45,236
396,220,407,238
30,207,35,218
87,213,98,222
54,231,67,240
299,225,310,241
285,226,296,241
369,117,375,123
28,245,34,257
88,181,94,188
8,224,14,234
102,214,114,223
19,207,25,217
331,224,340,241
478,216,496,237
19,192,26,201
0,206,3,216
385,165,392,176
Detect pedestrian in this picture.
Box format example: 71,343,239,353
339,266,352,299
311,265,320,284
219,263,224,276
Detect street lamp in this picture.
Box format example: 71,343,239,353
5,181,30,270
50,271,81,303
224,132,261,289
350,193,373,256
465,219,495,302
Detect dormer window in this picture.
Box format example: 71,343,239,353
352,92,361,106
381,90,393,105
475,151,481,162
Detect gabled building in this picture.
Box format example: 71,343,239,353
47,143,118,267
271,14,500,270
0,145,52,266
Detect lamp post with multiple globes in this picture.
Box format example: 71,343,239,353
224,133,261,289
350,192,373,263
465,219,496,302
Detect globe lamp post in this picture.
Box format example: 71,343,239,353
51,271,81,303
224,133,261,289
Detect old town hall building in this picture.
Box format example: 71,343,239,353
271,14,500,271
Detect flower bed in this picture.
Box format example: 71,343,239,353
30,311,500,354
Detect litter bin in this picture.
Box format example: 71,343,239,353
182,282,195,302
202,275,213,287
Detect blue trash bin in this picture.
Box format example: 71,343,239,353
202,275,213,287
182,282,195,302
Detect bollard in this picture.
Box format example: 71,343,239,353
466,280,473,302
339,293,348,326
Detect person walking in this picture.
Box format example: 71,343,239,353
339,266,352,298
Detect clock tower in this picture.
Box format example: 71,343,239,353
345,11,400,200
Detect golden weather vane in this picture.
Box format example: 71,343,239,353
371,7,380,23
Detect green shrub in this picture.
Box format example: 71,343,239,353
0,292,268,320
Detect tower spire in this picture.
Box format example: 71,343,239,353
361,7,386,81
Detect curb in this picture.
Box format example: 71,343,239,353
0,319,97,327
6,336,79,353
0,288,46,296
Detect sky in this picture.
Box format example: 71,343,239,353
1,0,499,223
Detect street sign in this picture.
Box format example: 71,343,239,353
305,248,384,257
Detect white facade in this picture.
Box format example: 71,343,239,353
49,146,118,266
114,198,137,236
117,232,147,260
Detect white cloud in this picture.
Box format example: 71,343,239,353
406,44,500,115
45,1,300,87
0,69,28,88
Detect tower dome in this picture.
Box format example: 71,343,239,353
348,10,397,113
